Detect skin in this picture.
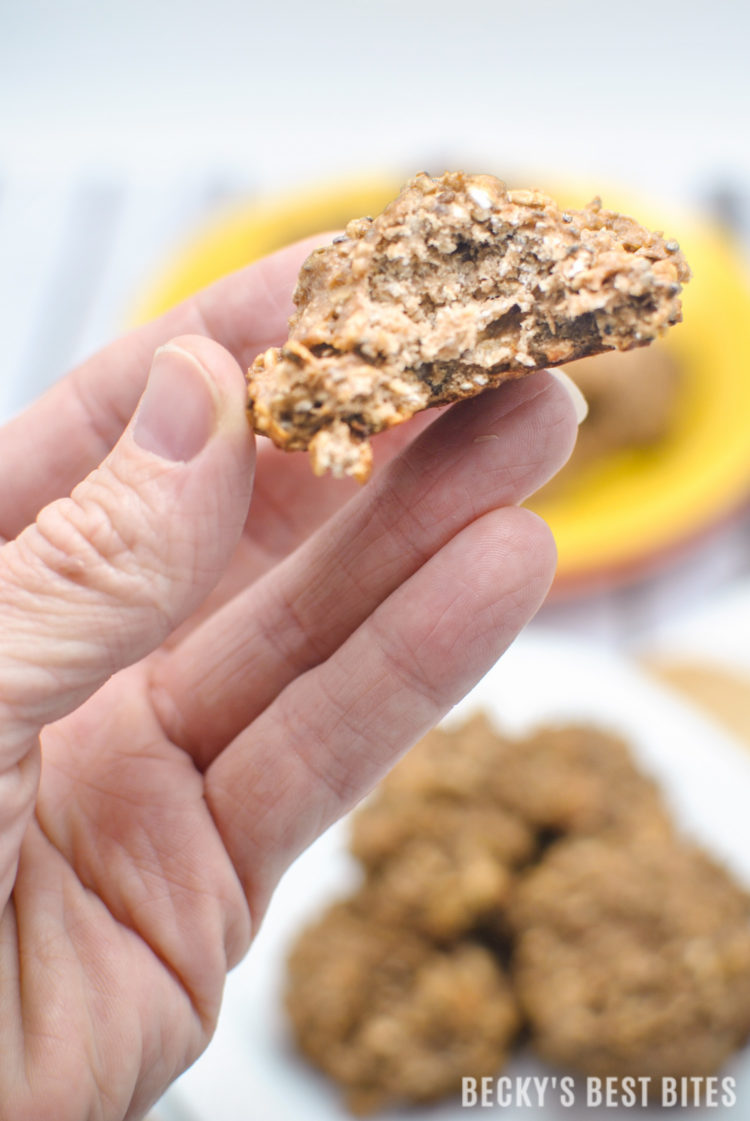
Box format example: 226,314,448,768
0,235,577,1120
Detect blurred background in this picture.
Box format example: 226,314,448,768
3,2,750,1117
2,0,750,647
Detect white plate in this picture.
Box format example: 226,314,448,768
158,629,750,1121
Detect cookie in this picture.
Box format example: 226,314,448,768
285,897,519,1115
510,835,750,1081
248,171,689,480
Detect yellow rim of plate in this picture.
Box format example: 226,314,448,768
130,174,402,322
132,175,750,591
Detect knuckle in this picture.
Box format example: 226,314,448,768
368,611,439,705
39,498,130,584
6,468,165,610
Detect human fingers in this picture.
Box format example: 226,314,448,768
161,362,584,637
159,405,443,648
231,365,585,584
0,336,252,906
151,371,577,769
236,407,440,576
0,235,327,541
204,505,555,923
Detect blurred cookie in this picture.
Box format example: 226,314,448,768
352,800,533,940
510,834,750,1080
286,716,750,1112
565,344,681,459
537,342,682,499
350,715,534,938
494,724,673,840
351,718,670,940
285,897,519,1115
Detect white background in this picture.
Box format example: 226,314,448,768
2,0,749,204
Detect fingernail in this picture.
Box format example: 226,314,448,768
134,345,215,461
548,367,589,424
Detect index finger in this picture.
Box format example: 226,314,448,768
0,234,330,541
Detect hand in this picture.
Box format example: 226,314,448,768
0,236,577,1120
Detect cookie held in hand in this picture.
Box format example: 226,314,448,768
247,171,690,481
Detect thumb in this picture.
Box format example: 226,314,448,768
0,335,254,746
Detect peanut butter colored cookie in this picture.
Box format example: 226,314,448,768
285,718,750,1113
248,172,690,480
510,835,750,1082
285,898,519,1115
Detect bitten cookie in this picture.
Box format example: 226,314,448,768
248,171,690,480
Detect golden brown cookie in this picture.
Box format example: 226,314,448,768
351,800,533,941
510,835,750,1081
285,897,519,1115
349,719,670,941
248,171,690,480
493,724,673,841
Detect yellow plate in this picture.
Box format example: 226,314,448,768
131,176,401,321
133,175,750,595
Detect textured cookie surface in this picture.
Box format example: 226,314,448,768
348,717,671,941
510,835,750,1081
248,171,690,480
285,899,519,1115
285,717,750,1112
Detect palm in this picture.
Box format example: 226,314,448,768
15,664,227,1116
